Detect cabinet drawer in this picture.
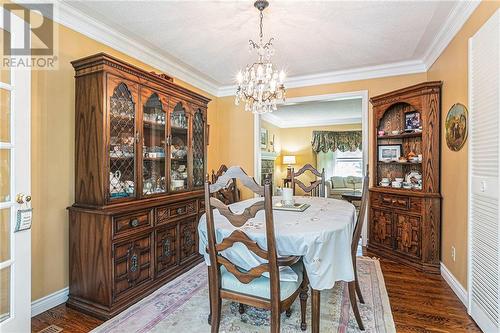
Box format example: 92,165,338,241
113,211,152,238
113,234,152,299
156,200,197,225
374,193,423,214
380,194,409,210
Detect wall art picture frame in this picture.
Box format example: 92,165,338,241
405,111,421,130
445,103,468,151
260,128,268,149
378,144,402,161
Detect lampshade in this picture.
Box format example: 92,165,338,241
283,155,296,165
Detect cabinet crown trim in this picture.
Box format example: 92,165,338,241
370,81,442,106
72,52,211,104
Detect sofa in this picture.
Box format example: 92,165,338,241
326,176,363,199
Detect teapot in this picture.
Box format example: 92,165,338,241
109,170,123,193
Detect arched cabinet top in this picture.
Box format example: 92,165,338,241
112,82,135,103
144,92,163,109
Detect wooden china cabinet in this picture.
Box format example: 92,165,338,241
368,81,442,273
68,53,210,319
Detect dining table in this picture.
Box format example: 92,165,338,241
198,195,357,333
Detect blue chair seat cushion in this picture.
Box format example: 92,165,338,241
220,261,304,301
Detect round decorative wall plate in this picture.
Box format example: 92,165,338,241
445,103,468,151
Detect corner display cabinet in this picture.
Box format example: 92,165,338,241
368,81,442,274
68,53,210,319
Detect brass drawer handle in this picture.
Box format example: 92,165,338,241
130,219,139,227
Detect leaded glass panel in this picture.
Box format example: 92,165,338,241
109,83,136,199
193,110,204,187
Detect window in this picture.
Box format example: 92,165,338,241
333,149,362,177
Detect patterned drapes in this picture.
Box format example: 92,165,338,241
311,131,362,153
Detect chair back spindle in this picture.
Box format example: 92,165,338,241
351,175,369,255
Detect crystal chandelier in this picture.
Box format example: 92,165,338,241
235,0,286,114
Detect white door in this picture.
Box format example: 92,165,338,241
468,9,500,333
0,6,32,333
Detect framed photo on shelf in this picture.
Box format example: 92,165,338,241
378,144,402,161
405,112,421,130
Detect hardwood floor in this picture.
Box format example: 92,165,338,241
32,252,481,332
366,252,481,333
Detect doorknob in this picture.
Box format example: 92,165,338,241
16,193,31,204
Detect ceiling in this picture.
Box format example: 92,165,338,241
58,1,479,96
262,98,362,128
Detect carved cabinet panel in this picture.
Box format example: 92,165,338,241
394,213,421,259
113,233,152,299
180,217,198,263
370,209,393,249
155,225,178,277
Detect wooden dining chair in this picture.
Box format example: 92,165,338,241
348,174,369,331
204,166,309,333
291,164,326,197
210,164,240,204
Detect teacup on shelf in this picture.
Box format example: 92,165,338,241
391,181,402,188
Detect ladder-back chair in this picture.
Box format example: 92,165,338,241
205,166,308,333
211,164,240,204
291,164,326,197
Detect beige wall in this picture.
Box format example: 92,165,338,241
30,21,218,301
427,1,500,288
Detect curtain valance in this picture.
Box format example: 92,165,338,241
311,131,362,153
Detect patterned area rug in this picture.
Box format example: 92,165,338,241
92,257,395,333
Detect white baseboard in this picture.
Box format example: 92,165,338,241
440,262,468,308
31,287,69,317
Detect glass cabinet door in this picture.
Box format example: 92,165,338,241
109,82,137,200
192,108,205,188
169,102,189,192
142,92,167,196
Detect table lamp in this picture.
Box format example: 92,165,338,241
283,155,296,178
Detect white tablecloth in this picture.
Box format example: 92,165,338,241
197,196,356,290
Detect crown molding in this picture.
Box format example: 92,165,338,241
217,60,426,97
55,1,220,96
46,1,479,97
261,112,361,129
422,0,481,69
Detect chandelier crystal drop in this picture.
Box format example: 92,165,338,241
235,0,286,114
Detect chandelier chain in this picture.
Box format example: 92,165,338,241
259,10,263,40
